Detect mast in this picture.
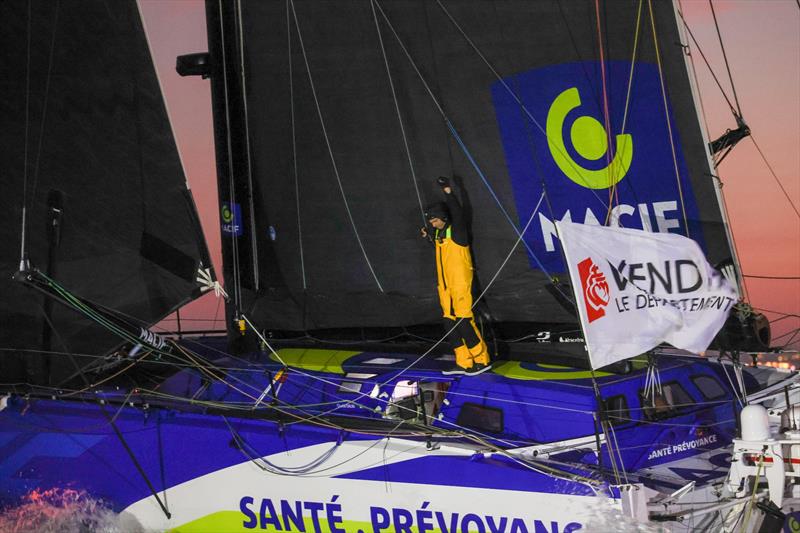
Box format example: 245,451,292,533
182,0,293,347
671,0,744,294
201,0,258,341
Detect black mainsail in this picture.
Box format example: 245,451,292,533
0,0,211,385
207,0,733,337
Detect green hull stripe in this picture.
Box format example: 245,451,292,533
270,348,362,374
492,361,611,380
172,512,380,533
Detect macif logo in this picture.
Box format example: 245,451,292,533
578,257,610,322
491,61,703,272
546,87,633,189
221,202,242,237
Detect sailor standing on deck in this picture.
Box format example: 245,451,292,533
421,177,492,376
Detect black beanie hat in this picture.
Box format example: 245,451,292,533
425,202,449,221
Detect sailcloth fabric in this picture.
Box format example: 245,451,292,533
556,221,738,369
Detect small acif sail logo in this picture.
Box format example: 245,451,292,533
577,257,610,322
221,204,234,223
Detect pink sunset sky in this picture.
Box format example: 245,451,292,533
140,0,799,350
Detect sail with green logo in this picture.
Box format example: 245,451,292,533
210,0,732,339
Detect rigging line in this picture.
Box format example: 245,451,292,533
217,0,243,311
445,123,564,290
647,0,690,237
744,274,800,280
460,433,602,492
590,368,621,485
192,326,732,425
227,416,333,475
553,0,611,123
708,0,742,117
174,344,273,402
20,0,33,266
248,195,554,428
442,389,595,415
389,192,547,393
42,275,177,361
176,345,374,420
770,316,800,328
33,298,92,390
771,324,800,338
720,358,744,409
212,294,223,329
235,0,260,290
373,1,445,123
772,328,800,342
226,416,414,478
370,0,425,225
607,423,629,485
289,0,384,293
26,0,61,252
593,0,615,208
269,436,421,479
106,407,171,519
242,334,528,450
607,414,734,429
748,135,800,219
224,416,340,474
608,0,644,225
675,7,738,117
61,351,153,398
286,0,306,290
755,307,800,318
716,179,750,300
780,329,800,350
431,0,611,211
471,192,547,305
381,0,603,255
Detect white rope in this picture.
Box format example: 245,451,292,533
432,0,610,210
720,357,744,408
286,0,307,289
19,0,32,267
244,192,546,424
372,1,562,278
216,0,243,310
608,423,630,485
472,192,545,305
196,267,229,300
235,0,261,290
289,0,384,292
369,0,426,226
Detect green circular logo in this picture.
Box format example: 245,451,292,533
546,87,633,189
221,205,233,223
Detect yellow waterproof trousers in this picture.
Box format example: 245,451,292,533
435,238,490,369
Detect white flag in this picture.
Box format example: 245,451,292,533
556,221,739,369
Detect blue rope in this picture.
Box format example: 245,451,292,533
445,120,558,281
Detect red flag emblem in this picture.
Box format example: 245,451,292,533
578,258,610,323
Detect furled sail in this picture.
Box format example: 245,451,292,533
212,0,731,332
0,0,211,385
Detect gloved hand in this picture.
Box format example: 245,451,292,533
436,176,449,188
